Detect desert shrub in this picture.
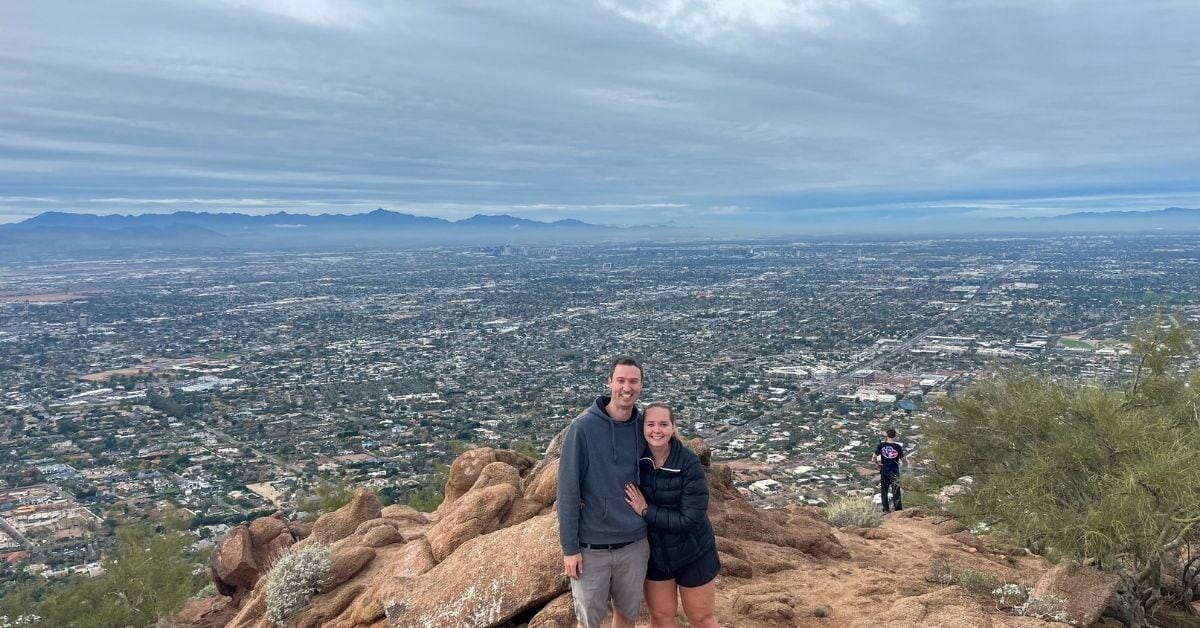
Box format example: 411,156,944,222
989,584,1066,622
991,583,1029,609
927,555,956,585
263,543,331,626
0,613,42,628
1014,594,1067,622
824,496,882,528
190,582,217,600
924,317,1200,627
956,569,1000,596
925,559,1003,597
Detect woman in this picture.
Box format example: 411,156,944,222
624,402,720,628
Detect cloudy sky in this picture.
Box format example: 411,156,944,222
1,0,1198,227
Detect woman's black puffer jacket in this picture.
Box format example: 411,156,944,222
638,436,716,572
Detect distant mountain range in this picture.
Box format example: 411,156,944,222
994,206,1200,231
1,206,1198,254
0,209,617,252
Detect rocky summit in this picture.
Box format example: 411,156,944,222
178,437,1113,628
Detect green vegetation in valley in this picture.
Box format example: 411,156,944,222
0,522,206,628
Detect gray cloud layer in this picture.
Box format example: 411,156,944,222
1,0,1198,226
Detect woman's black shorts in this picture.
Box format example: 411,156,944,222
645,545,720,588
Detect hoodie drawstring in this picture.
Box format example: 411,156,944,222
610,415,617,463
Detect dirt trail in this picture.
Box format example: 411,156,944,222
606,510,1068,628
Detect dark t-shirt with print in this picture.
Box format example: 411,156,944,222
875,441,905,475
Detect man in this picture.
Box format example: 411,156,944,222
558,356,649,628
872,428,905,513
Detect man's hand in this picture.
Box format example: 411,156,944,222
563,553,583,580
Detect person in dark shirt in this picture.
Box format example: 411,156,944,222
624,402,720,628
871,428,905,513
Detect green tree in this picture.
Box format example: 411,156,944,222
925,317,1200,627
0,523,205,627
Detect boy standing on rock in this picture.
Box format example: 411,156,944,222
872,428,905,513
558,356,649,628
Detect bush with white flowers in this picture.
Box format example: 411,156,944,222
263,543,331,626
0,614,43,628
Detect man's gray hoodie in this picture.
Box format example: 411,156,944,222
557,396,647,555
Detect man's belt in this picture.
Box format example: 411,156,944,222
579,540,634,550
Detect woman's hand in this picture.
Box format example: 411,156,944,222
624,483,648,516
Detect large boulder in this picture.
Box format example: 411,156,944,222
470,461,523,492
523,459,559,506
500,497,545,529
385,513,568,627
526,592,576,627
247,515,289,546
439,446,518,511
522,430,567,502
293,583,365,628
362,523,406,548
426,483,519,562
209,526,260,602
391,537,437,578
325,546,377,589
380,504,430,526
302,488,383,547
1031,563,1121,627
258,529,298,566
493,449,535,474
343,538,440,627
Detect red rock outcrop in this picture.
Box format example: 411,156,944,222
187,439,1115,628
208,513,308,604
209,526,259,602
385,513,566,627
299,487,382,547
437,447,534,514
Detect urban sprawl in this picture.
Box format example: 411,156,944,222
3,235,1200,580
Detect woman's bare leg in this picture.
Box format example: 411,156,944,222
678,578,719,628
644,578,679,627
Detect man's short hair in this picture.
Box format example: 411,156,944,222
608,356,644,380
886,428,897,439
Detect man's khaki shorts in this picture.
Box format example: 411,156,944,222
569,537,649,627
